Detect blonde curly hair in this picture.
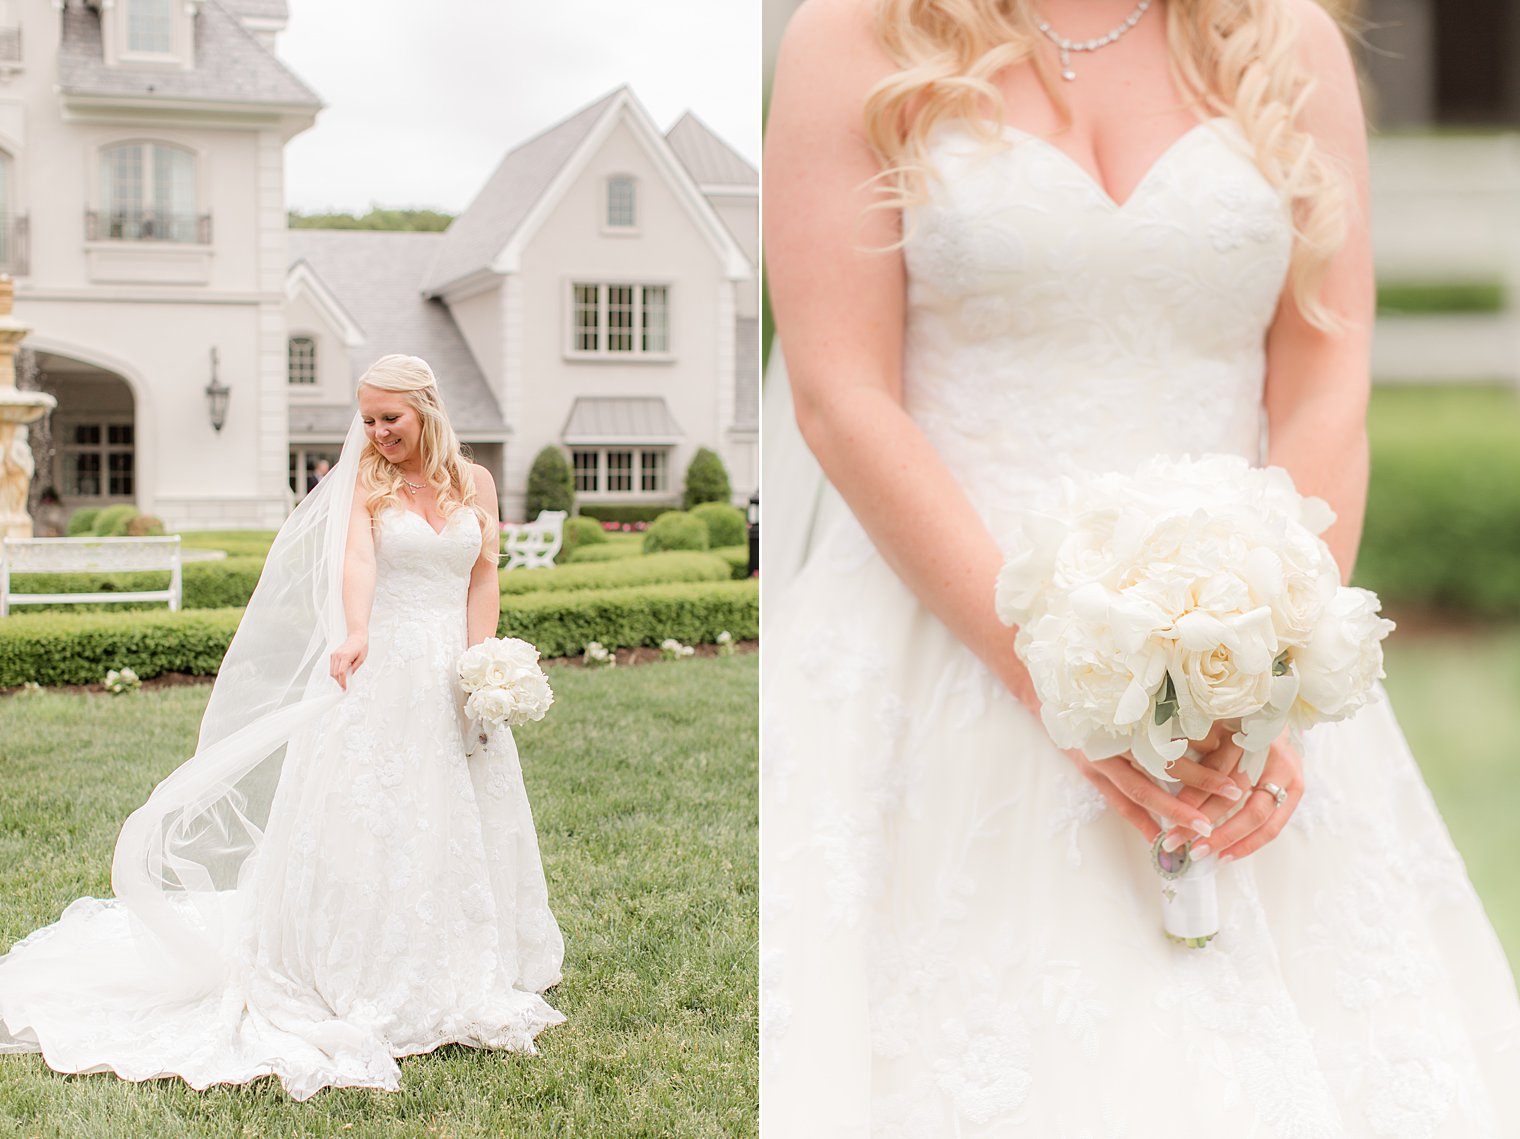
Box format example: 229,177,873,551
864,0,1349,329
356,354,496,563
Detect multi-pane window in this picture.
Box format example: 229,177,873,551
570,447,670,495
126,0,172,52
606,176,636,228
288,336,316,385
100,142,198,242
62,421,134,499
568,283,670,357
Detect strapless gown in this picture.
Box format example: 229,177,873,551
0,506,564,1100
761,119,1520,1136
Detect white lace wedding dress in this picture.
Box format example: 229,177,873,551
761,118,1520,1136
0,506,564,1100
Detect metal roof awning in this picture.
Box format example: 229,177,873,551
561,397,685,445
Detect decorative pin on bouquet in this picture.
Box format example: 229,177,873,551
995,453,1394,947
457,637,555,751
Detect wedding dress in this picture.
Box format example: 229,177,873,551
0,447,564,1100
761,117,1520,1136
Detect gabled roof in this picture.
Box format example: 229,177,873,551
666,112,758,189
422,86,752,297
221,0,288,19
58,0,319,108
421,88,623,297
286,230,505,436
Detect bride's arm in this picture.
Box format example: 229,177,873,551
767,0,1222,837
466,464,502,647
329,490,376,690
1263,0,1375,581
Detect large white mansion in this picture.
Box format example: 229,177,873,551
8,0,758,527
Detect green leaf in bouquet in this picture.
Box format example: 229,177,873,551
1272,650,1290,677
1154,674,1179,727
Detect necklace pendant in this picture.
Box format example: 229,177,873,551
1060,46,1075,81
1062,67,1077,81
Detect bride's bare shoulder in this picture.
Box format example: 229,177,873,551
773,0,897,110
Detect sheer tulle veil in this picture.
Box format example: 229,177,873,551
109,413,365,994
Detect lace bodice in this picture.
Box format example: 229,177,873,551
372,506,482,624
901,117,1292,538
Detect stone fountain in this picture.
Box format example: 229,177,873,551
0,276,54,540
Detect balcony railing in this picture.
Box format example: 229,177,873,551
0,26,20,65
85,210,212,244
0,214,29,276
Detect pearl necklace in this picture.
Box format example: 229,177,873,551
1037,0,1152,81
400,476,425,495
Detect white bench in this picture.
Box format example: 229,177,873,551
500,510,567,571
0,535,183,617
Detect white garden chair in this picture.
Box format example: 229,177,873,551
0,535,183,617
501,510,567,570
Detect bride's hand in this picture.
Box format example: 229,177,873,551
1182,733,1304,864
1068,749,1222,844
329,633,368,690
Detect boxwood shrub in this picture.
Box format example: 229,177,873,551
561,514,608,552
642,511,709,553
92,505,139,536
0,580,759,685
691,502,746,548
561,543,644,564
66,508,101,536
576,504,675,525
499,552,730,594
710,545,752,579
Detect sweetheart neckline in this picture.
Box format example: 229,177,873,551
385,506,478,540
933,116,1237,213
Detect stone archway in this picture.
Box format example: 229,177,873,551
24,347,138,532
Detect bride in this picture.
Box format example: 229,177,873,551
761,0,1520,1133
0,355,564,1100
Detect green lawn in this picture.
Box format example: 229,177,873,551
1381,625,1520,970
0,657,757,1138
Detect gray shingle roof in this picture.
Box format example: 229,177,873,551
733,317,759,431
562,397,685,444
666,112,758,188
59,0,319,108
287,230,506,436
421,88,623,296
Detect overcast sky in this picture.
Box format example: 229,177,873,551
279,0,760,215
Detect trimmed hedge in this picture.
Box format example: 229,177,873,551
562,515,608,552
711,545,752,579
497,580,759,658
1376,281,1506,316
0,608,244,686
561,543,644,564
643,511,710,553
499,552,730,595
9,557,267,613
691,502,746,548
93,505,139,536
1355,385,1520,617
66,509,101,536
179,531,277,558
577,504,677,525
0,580,759,685
683,447,731,509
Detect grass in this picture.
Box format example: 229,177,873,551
1381,625,1520,970
0,657,757,1138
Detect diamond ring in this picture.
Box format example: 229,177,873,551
1256,781,1288,808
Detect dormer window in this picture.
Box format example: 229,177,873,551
605,176,637,230
127,0,172,53
288,336,316,385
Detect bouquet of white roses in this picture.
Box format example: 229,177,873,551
995,454,1394,945
456,637,554,730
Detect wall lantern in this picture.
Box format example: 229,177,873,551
205,347,230,433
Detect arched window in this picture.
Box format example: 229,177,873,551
288,336,317,385
126,0,172,53
99,142,198,242
606,176,636,229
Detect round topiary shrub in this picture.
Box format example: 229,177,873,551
690,502,745,548
525,446,574,518
682,447,731,509
563,514,609,551
125,514,166,537
66,508,102,536
642,511,710,554
92,505,139,536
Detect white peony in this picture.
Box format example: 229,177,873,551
457,636,555,728
1290,587,1395,728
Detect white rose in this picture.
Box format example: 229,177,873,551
1290,586,1394,727
458,646,493,690
502,671,554,725
466,686,516,726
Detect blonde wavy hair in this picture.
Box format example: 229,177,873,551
865,0,1349,329
356,354,496,562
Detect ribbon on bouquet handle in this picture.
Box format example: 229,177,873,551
1152,777,1219,948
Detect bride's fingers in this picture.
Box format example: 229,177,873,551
1188,724,1227,754
1204,767,1302,863
1162,753,1244,803
1093,758,1215,835
1075,762,1159,841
